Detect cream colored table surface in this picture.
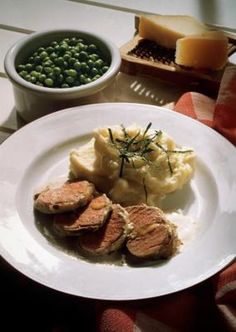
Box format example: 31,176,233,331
1,0,236,143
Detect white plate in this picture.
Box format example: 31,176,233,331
0,103,235,300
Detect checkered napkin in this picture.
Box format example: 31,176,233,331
96,66,236,332
174,65,236,145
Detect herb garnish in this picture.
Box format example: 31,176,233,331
142,177,148,204
108,123,193,177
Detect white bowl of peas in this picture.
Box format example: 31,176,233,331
4,29,121,122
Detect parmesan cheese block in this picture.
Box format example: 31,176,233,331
175,31,228,70
139,15,208,48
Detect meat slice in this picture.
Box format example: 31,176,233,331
79,204,128,255
53,194,112,235
126,205,166,233
126,204,177,260
34,180,95,214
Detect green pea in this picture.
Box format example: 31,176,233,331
38,47,45,53
54,57,64,66
54,45,60,53
89,53,99,61
63,61,68,68
61,83,70,88
88,44,97,53
53,67,61,75
77,38,85,43
25,74,31,81
92,74,101,81
48,72,56,80
44,67,52,74
73,45,80,53
30,70,39,78
19,70,28,78
46,46,54,54
50,52,57,61
63,38,70,44
45,78,54,87
68,57,76,66
80,62,89,73
36,81,44,86
38,74,46,83
42,56,50,62
25,63,33,72
76,42,86,51
94,59,104,69
43,60,53,67
34,55,41,64
28,56,35,63
87,59,95,68
65,76,75,85
35,65,43,72
69,37,78,46
56,73,64,84
63,53,71,61
30,76,37,84
67,69,77,77
39,51,48,60
70,49,77,56
17,64,25,72
102,65,109,73
78,51,88,61
74,61,81,71
79,74,86,84
59,44,68,54
90,67,99,77
51,41,58,47
84,77,92,84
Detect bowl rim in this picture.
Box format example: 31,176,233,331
4,29,121,96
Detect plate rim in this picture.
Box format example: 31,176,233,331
0,102,235,300
1,102,235,150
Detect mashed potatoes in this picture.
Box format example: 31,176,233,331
69,124,195,206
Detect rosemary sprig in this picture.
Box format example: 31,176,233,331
155,141,174,174
108,128,114,143
143,177,148,204
107,123,193,177
108,123,156,176
143,122,152,137
166,149,194,154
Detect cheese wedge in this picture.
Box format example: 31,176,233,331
139,15,208,48
175,31,228,70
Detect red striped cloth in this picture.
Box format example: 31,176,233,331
96,66,236,332
174,65,236,145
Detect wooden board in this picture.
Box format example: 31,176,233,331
120,17,236,97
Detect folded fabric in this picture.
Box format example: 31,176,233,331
214,66,236,145
96,263,236,332
96,66,236,332
174,65,236,146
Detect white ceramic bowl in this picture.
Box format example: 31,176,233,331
4,29,121,122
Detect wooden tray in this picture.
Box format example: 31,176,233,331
120,17,236,96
